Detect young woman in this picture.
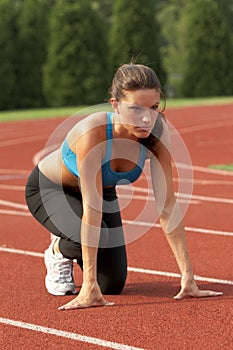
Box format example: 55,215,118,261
25,63,222,310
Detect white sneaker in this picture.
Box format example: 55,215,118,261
44,238,77,296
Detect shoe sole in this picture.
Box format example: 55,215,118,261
46,287,78,296
45,275,78,296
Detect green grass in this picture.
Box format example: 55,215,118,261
166,96,233,108
0,106,86,122
0,96,233,122
209,164,233,172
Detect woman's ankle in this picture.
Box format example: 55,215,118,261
53,238,61,255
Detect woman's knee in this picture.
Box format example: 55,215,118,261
59,237,82,260
98,270,127,295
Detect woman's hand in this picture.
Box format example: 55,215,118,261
58,282,114,310
174,274,223,300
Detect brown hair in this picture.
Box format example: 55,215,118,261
110,63,166,155
110,63,162,100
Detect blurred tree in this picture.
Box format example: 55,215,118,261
217,0,233,34
181,0,233,97
158,0,233,98
109,0,166,87
43,0,109,106
17,0,51,108
158,0,187,97
91,0,113,87
0,0,51,110
92,0,113,20
0,0,20,109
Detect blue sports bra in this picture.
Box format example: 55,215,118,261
62,112,147,186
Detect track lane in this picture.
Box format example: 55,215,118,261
1,104,233,349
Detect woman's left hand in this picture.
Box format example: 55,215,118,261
174,274,223,300
58,282,114,310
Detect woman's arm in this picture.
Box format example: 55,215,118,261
150,125,223,299
59,126,114,310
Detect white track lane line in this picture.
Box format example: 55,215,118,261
177,120,233,135
0,208,232,236
0,169,30,174
0,199,28,210
0,134,49,147
0,209,31,216
119,194,199,204
175,162,233,177
122,220,233,237
0,246,232,285
0,317,145,350
120,186,233,205
0,184,25,190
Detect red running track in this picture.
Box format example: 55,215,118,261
0,104,233,350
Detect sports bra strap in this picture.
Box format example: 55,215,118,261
106,112,113,139
102,112,113,164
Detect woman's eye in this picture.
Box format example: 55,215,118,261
129,106,143,112
151,105,159,111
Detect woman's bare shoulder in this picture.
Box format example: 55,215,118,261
67,112,108,146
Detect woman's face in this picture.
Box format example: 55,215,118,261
111,89,161,138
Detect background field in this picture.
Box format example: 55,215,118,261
1,96,233,122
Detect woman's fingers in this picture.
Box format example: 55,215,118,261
58,298,114,310
194,290,223,298
174,289,223,300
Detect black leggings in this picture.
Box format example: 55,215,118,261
25,166,127,294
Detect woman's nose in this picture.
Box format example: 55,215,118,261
142,112,151,124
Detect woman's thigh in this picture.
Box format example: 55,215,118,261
25,166,83,243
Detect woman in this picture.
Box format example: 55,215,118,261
25,63,222,310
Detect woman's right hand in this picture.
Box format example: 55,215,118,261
58,282,114,310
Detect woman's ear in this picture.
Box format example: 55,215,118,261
110,98,119,113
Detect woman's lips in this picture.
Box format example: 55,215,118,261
136,126,151,131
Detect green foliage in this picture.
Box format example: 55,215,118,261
158,0,187,97
0,0,232,111
158,0,233,98
181,0,233,97
16,0,51,108
43,0,109,107
109,0,166,86
0,0,50,110
0,0,20,109
92,0,113,20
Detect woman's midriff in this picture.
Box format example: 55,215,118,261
38,150,81,192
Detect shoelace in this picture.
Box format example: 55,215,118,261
54,259,73,283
